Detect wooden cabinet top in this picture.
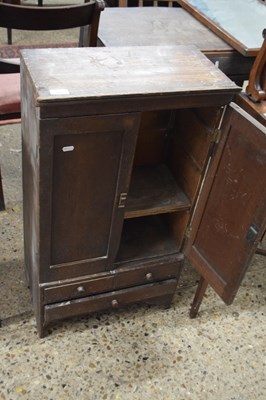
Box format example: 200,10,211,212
21,46,239,106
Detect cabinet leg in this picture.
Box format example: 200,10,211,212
36,317,47,338
38,327,47,338
24,267,30,289
256,248,266,256
189,276,208,319
36,304,47,338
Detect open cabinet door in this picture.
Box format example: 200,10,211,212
185,101,266,311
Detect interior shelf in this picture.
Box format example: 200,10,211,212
125,164,191,219
116,215,181,264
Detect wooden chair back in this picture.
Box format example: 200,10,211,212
246,29,266,102
0,0,105,47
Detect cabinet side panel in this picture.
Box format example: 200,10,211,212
133,110,173,166
168,107,222,245
169,107,221,203
21,61,40,292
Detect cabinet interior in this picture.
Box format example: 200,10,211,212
116,106,222,264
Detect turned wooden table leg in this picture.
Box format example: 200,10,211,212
4,0,21,44
189,276,208,318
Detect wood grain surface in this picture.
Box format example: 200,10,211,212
98,7,231,50
21,45,237,103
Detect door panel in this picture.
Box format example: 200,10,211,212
39,113,140,282
51,131,123,265
186,103,266,304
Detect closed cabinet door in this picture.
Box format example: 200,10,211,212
39,113,140,282
186,102,266,304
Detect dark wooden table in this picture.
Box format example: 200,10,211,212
98,7,255,83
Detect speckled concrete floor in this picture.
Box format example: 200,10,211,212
1,119,266,400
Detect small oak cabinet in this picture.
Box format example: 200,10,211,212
20,46,265,337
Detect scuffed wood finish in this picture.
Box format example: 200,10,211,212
114,254,183,288
125,165,191,218
186,99,266,307
38,113,140,282
44,280,178,328
97,7,254,83
98,7,230,49
187,94,266,316
43,255,183,303
21,46,238,108
246,29,266,103
21,46,241,336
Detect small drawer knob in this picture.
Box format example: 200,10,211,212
77,286,85,293
145,273,153,281
111,299,118,308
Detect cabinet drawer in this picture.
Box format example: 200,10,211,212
43,274,114,304
114,254,183,290
44,279,177,325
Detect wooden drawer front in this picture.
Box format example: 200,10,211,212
114,255,183,290
43,275,114,304
44,279,177,325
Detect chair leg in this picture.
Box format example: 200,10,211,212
189,276,208,318
79,26,89,47
7,28,12,45
4,0,21,43
0,167,5,211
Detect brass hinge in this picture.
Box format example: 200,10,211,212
118,192,127,208
185,226,192,239
209,128,222,158
212,128,222,144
